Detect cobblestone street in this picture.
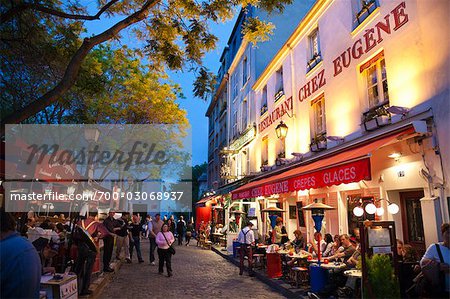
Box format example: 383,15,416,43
98,239,285,298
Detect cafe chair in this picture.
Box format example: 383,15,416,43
290,266,309,288
203,240,212,250
252,253,266,270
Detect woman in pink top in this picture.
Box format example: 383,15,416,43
156,223,175,277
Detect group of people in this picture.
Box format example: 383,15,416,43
0,207,195,298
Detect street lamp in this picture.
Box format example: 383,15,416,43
302,199,335,263
275,121,288,139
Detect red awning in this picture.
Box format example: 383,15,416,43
195,196,217,206
232,127,414,200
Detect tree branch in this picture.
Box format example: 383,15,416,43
1,0,160,134
1,0,120,24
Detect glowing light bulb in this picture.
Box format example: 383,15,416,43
388,203,399,214
365,203,377,214
353,206,364,217
376,207,385,216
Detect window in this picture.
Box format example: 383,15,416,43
260,85,268,115
231,73,238,100
311,95,326,136
261,136,268,166
242,56,249,85
307,29,321,72
352,0,378,29
241,98,248,131
275,67,284,101
364,56,389,108
232,110,238,139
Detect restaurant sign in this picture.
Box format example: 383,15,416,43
258,96,293,133
229,124,256,151
231,158,371,200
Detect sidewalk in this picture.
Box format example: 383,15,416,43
209,244,309,298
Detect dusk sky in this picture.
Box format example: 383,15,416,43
85,12,238,167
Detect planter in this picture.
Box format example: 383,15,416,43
376,115,390,126
364,115,391,131
364,118,378,131
310,141,327,152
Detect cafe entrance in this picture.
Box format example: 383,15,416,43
400,190,425,253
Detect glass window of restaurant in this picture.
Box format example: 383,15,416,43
311,95,326,137
365,57,389,108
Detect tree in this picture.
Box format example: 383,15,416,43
1,0,293,129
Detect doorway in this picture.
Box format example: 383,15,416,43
400,190,425,252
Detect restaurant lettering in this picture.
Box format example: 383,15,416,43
333,2,409,77
322,167,356,185
264,181,289,195
298,69,326,102
258,96,293,133
231,158,371,200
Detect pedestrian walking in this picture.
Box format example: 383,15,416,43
73,216,110,296
129,215,144,263
156,223,175,277
115,212,131,263
167,218,175,235
185,221,194,246
237,221,255,276
102,209,120,272
149,214,164,265
176,216,186,245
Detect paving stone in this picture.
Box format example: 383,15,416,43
98,240,285,298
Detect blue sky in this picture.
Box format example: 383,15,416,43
84,11,237,167
174,20,237,166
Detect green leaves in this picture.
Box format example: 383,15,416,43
193,67,216,101
365,254,400,299
241,16,274,46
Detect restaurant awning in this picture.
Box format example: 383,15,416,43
195,196,217,206
231,127,415,200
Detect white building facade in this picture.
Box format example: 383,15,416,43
231,0,449,252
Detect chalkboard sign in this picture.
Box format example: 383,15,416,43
296,201,306,227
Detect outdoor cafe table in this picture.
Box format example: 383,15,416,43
344,269,362,278
321,262,347,273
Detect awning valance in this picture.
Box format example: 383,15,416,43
231,127,414,200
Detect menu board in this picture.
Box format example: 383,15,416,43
368,227,391,247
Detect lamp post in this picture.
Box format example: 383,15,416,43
302,199,335,264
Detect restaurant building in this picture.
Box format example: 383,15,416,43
229,0,449,253
206,1,316,193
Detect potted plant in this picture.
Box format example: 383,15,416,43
310,133,327,152
307,52,322,72
363,105,391,131
260,104,268,115
274,89,285,102
364,254,400,299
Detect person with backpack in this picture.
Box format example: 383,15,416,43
236,221,255,276
419,222,450,297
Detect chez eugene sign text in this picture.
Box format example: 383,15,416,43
333,2,409,77
231,158,371,200
296,2,409,103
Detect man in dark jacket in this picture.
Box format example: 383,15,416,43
176,216,186,245
102,209,120,272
